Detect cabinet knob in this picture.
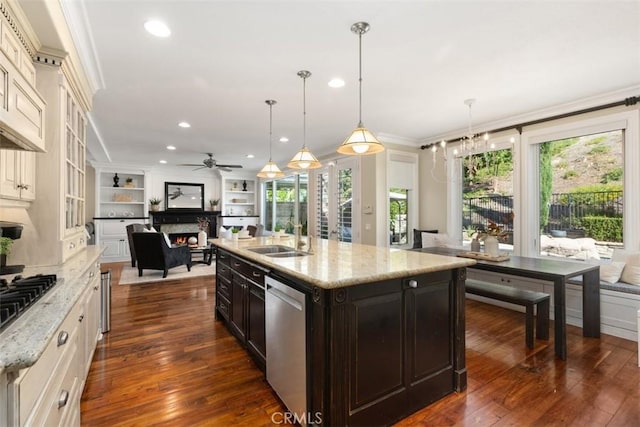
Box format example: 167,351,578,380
89,271,95,278
57,331,69,346
58,390,70,409
408,280,418,288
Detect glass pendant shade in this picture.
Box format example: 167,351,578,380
337,125,384,155
257,161,284,178
289,70,321,169
288,146,321,169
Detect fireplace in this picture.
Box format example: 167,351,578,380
149,211,219,238
170,232,198,246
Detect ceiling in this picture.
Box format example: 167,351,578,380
35,1,640,172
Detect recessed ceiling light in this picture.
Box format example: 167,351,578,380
166,145,176,150
246,154,255,159
144,20,171,37
279,137,289,143
328,78,345,88
159,160,167,164
178,121,191,128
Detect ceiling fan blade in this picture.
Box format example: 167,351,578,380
192,166,206,171
178,163,204,167
218,168,232,172
216,164,243,169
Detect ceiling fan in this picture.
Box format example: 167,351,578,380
179,153,243,172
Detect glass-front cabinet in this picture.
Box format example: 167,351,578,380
64,90,86,234
33,62,90,265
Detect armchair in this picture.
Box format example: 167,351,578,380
126,223,151,267
132,232,192,278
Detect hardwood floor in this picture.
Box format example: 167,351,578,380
81,262,640,426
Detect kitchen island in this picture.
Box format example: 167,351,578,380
212,237,475,426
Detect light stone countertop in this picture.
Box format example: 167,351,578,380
0,246,104,373
212,236,476,289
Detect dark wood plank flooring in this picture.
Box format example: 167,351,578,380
81,262,640,426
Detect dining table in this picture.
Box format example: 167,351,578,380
414,247,601,360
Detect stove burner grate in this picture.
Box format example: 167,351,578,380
0,274,57,332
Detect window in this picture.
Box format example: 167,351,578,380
262,174,308,234
315,158,358,242
537,130,623,259
390,189,408,245
521,109,639,257
462,147,514,249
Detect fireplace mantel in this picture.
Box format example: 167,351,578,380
149,210,220,237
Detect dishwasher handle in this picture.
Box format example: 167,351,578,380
267,285,303,312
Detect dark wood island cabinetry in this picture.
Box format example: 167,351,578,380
214,240,472,426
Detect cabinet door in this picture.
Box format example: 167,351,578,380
0,149,19,198
100,239,122,258
229,273,247,341
405,277,454,411
247,280,266,366
344,280,405,426
19,151,35,200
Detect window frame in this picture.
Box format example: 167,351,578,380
520,109,640,256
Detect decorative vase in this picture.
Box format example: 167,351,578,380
198,230,207,247
242,180,247,191
232,233,238,241
484,235,500,257
150,204,160,212
470,238,480,252
113,173,120,187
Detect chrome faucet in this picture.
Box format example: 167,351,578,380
284,221,311,252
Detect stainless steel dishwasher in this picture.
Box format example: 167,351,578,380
265,276,307,423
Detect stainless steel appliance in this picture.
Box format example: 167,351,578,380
0,274,57,332
100,270,112,333
265,276,307,425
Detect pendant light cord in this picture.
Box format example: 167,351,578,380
358,30,363,127
268,102,273,161
303,75,307,148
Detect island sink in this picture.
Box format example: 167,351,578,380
247,245,310,257
246,245,297,254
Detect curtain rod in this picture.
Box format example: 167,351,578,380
420,95,640,150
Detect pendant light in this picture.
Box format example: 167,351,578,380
337,21,384,156
288,70,321,169
257,100,284,179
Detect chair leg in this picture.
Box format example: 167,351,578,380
187,263,192,272
131,260,136,268
525,304,534,349
138,268,143,277
163,269,168,278
536,298,550,340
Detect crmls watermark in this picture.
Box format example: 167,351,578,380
271,411,323,425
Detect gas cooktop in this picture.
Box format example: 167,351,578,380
0,274,57,332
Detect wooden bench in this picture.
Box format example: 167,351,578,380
466,279,551,348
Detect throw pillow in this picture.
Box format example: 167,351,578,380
422,232,454,248
162,232,172,248
620,253,640,285
412,228,438,249
599,261,626,284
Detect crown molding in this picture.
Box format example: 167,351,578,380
1,0,37,56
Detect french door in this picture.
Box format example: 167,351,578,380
315,158,358,242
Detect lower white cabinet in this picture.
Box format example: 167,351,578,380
7,261,101,426
96,218,141,262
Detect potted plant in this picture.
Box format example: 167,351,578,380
479,220,508,257
0,237,13,270
231,227,240,241
274,225,284,237
209,199,219,211
124,177,135,188
149,197,162,212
